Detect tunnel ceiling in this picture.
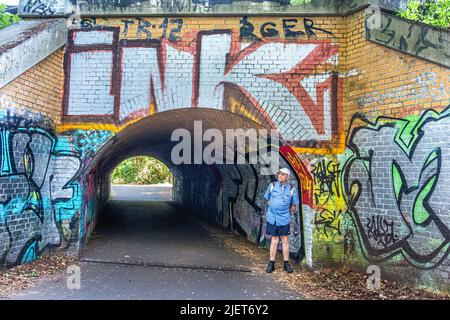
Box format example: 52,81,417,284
90,108,275,176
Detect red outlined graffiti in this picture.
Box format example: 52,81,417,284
62,27,341,148
280,145,313,207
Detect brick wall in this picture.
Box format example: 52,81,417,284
0,5,449,293
53,13,450,293
344,10,449,122
307,9,450,292
60,16,344,152
0,48,65,125
0,47,80,268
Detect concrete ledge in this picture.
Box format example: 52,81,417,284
0,18,67,89
17,0,407,16
366,11,450,68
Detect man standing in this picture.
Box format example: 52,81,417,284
264,168,300,273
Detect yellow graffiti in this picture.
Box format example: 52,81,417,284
56,123,120,134
229,96,262,125
23,149,32,176
310,157,347,241
56,116,145,134
149,102,156,116
293,132,346,156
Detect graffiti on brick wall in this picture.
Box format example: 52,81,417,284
113,16,333,41
239,16,333,40
73,130,115,160
63,25,340,149
280,145,313,263
311,158,346,239
67,129,113,238
214,145,313,261
21,0,57,15
0,111,81,266
312,159,340,206
216,163,267,240
117,17,184,40
366,11,450,68
344,106,450,268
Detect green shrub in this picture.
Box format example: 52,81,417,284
0,4,20,30
398,0,450,28
111,156,173,185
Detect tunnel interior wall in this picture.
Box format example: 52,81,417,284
0,4,449,294
170,157,306,262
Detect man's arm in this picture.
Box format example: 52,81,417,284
290,186,300,213
264,185,271,207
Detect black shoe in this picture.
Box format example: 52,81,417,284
284,261,293,273
266,261,275,273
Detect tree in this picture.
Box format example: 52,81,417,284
398,0,450,28
0,4,20,30
111,156,173,185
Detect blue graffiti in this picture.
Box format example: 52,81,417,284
0,112,82,266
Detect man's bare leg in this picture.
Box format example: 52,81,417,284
281,236,290,261
266,236,279,273
281,235,293,273
270,236,279,261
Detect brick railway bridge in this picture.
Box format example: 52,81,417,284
0,0,449,294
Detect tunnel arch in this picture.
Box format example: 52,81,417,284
76,108,313,263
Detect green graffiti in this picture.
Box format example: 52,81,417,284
394,109,444,154
413,175,437,225
344,105,450,269
392,162,403,202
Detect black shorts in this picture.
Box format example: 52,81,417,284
266,222,290,236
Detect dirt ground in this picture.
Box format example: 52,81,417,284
202,224,450,300
1,223,449,300
0,255,78,298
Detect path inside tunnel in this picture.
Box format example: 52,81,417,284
9,185,304,300
82,185,253,270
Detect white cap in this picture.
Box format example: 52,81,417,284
277,168,291,177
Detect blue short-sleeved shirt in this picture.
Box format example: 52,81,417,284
264,181,300,226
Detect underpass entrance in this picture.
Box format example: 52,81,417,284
80,108,309,270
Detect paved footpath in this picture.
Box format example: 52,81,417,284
7,185,304,300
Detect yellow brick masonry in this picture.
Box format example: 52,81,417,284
344,10,450,127
1,10,448,143
0,47,65,125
